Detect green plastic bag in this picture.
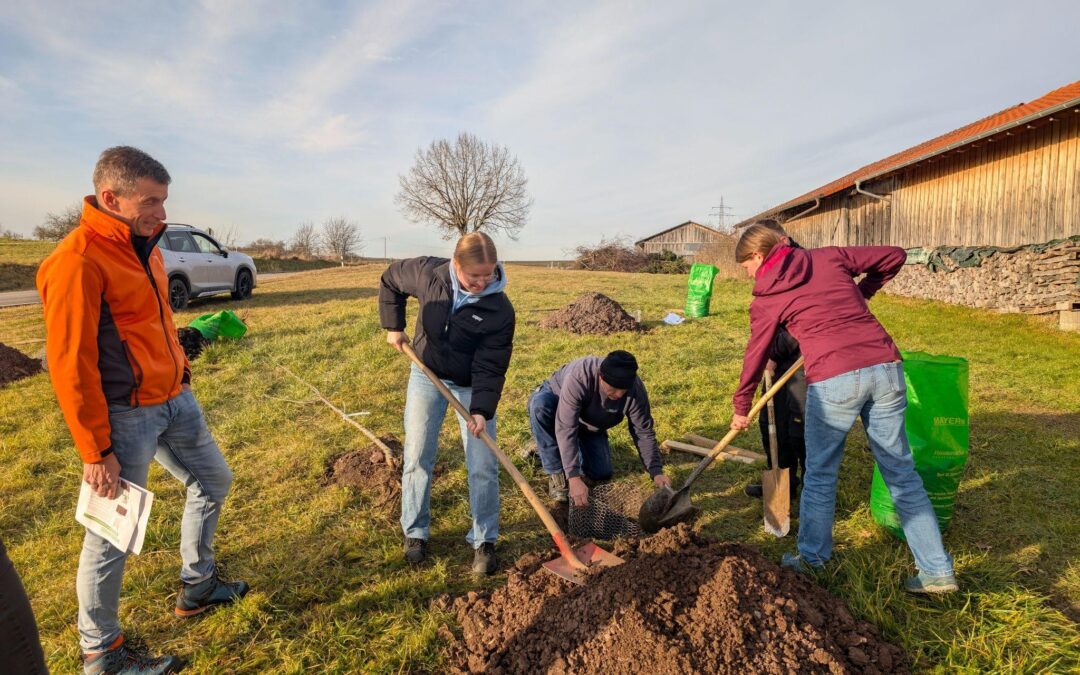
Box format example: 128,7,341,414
869,351,969,540
188,310,247,341
684,263,719,318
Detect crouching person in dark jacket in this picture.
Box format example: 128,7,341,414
380,232,515,577
528,351,671,507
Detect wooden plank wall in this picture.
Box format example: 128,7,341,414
639,223,728,256
780,114,1080,247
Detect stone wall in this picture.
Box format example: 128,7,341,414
886,238,1080,314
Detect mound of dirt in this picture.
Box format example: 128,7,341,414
327,440,404,510
0,342,43,387
539,293,642,335
442,525,908,674
178,327,210,361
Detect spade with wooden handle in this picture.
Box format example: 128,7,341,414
762,369,791,537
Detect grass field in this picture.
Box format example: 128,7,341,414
1,264,1078,673
0,239,54,291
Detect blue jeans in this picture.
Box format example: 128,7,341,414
401,364,500,547
77,389,233,652
799,362,954,576
527,382,614,480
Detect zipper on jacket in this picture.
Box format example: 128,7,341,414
138,252,182,393
122,340,144,406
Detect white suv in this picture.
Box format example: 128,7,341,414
156,224,258,311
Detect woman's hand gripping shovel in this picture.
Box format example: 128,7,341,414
400,343,623,584
639,357,805,534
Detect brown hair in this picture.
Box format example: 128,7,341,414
735,221,786,262
93,146,171,197
453,232,498,267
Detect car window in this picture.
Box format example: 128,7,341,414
165,232,199,253
191,233,224,256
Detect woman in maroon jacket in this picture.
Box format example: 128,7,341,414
730,222,957,594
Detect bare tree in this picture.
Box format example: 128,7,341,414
206,225,240,249
34,203,83,241
320,216,362,266
291,221,319,258
396,132,532,240
0,224,24,240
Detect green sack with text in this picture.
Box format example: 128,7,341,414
869,351,969,540
684,263,718,318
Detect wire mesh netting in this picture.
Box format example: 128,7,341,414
568,481,649,540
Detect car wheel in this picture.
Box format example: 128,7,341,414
168,277,190,311
231,269,253,300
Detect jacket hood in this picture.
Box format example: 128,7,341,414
449,260,508,309
752,246,811,297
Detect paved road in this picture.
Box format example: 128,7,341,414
0,271,302,309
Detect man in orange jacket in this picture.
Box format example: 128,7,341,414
37,146,248,675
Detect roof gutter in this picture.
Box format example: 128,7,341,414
854,178,887,201
858,95,1080,185
786,197,821,222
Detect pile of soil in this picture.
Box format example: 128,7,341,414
0,342,43,386
442,525,908,674
326,440,404,510
539,293,642,335
177,327,210,361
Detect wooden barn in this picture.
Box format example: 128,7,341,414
635,220,730,260
734,79,1080,248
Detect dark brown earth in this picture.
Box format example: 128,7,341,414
539,292,642,335
178,327,210,361
327,439,405,510
0,342,43,386
441,525,908,674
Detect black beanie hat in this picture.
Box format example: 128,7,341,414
600,350,638,390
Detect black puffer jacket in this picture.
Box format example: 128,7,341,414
379,257,515,419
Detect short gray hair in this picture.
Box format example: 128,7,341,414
92,146,171,197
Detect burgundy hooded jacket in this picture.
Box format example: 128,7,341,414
732,245,906,416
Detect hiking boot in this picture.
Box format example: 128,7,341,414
472,542,498,576
780,552,820,575
744,483,763,498
547,473,569,503
904,572,959,595
403,537,427,565
83,636,183,675
174,570,249,618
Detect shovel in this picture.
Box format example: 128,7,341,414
761,369,790,537
639,357,805,534
400,344,623,584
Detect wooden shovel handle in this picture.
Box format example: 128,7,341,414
679,357,805,490
400,344,586,571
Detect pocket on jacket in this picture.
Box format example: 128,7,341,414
821,370,861,405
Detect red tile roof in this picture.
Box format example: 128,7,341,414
741,79,1080,225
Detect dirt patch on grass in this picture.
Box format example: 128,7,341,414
441,524,907,674
178,327,210,361
539,292,642,335
0,342,43,386
327,439,404,510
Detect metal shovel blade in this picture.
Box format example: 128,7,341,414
542,541,625,584
762,467,791,537
638,485,700,534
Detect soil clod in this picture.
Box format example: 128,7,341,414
0,342,43,386
178,327,210,361
327,439,404,510
443,524,908,674
539,293,642,335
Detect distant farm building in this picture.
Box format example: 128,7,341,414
635,221,732,261
735,79,1080,248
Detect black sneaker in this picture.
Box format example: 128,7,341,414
547,473,569,503
472,542,497,576
83,636,184,675
744,483,763,498
404,537,427,564
174,570,249,618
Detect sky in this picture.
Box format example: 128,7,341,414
1,1,1078,259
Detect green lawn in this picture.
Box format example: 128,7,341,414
1,265,1077,673
0,239,54,291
